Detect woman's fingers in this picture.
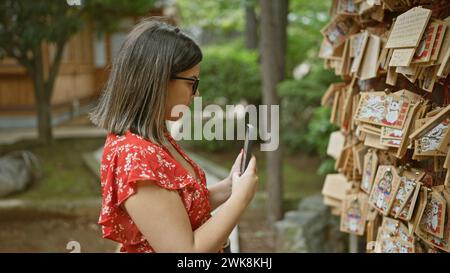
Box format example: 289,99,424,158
232,171,240,181
243,155,256,175
237,150,243,161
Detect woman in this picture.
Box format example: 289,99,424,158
90,19,259,253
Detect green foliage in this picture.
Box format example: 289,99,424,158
185,0,335,156
82,0,156,33
0,1,83,53
285,0,332,77
317,158,336,176
0,0,155,61
278,59,338,151
176,0,245,35
200,41,261,105
277,0,339,175
0,138,105,201
279,70,338,175
185,41,261,152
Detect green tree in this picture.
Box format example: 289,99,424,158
286,0,331,77
244,0,258,49
260,0,288,223
278,0,336,175
0,0,154,144
176,0,245,43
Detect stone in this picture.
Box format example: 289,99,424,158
275,194,348,253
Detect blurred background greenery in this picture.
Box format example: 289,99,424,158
179,0,337,174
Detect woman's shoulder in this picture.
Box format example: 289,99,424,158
103,130,182,173
101,131,172,176
100,130,191,192
104,130,164,156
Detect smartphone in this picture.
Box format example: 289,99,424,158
240,124,255,174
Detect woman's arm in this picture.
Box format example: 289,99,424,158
123,156,258,253
208,177,232,211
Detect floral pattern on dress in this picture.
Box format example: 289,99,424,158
98,130,212,253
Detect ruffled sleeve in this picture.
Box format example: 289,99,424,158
98,138,194,246
117,144,193,205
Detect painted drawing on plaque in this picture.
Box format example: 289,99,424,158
369,166,398,215
376,217,415,253
361,150,378,194
340,194,368,235
390,171,423,218
417,118,450,154
356,93,409,129
419,191,446,238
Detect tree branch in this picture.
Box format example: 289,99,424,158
44,39,66,100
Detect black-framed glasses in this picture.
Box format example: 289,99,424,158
172,76,199,95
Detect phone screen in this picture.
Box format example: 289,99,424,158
240,124,254,173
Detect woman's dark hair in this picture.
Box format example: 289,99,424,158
90,18,202,144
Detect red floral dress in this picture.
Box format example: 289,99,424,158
98,130,212,253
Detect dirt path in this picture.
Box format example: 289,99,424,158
0,208,116,253
238,195,276,253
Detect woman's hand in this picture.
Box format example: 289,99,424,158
228,149,243,178
230,155,258,206
208,150,244,210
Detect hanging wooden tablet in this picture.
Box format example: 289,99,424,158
415,189,450,252
411,21,438,64
418,189,447,238
350,32,370,74
337,0,359,15
340,192,369,235
390,169,425,218
421,65,439,92
341,39,352,77
375,217,415,253
380,126,404,147
330,88,341,125
369,165,401,215
359,34,381,80
327,130,346,160
410,104,450,140
355,92,410,129
353,143,368,174
414,117,450,157
396,181,422,222
386,66,398,86
409,187,428,234
380,217,415,245
361,149,379,194
322,173,352,201
437,125,450,153
396,102,421,159
321,15,360,49
389,48,415,67
430,21,447,62
385,7,432,49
